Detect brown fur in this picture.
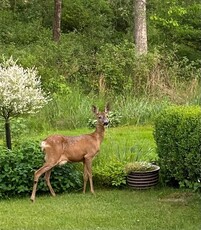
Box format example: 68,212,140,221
30,104,110,202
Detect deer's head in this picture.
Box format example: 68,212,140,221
92,103,110,126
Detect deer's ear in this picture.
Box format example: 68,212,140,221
92,105,98,114
105,103,110,113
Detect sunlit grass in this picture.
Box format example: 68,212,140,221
96,125,157,165
0,188,200,230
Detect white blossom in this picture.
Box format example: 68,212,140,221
0,56,50,119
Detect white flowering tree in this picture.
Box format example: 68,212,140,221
0,57,50,149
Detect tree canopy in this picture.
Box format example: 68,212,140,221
0,0,200,95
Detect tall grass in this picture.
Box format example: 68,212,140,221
23,89,172,133
112,95,171,125
24,88,98,133
95,126,157,165
0,82,200,142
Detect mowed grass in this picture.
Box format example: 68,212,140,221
0,188,200,230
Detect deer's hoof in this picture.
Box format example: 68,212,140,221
30,197,35,202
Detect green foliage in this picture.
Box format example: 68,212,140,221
96,41,135,93
0,10,47,45
113,96,171,125
0,117,30,140
93,125,158,188
1,20,43,45
0,0,10,10
110,0,133,33
160,49,201,81
93,158,127,187
0,0,200,137
62,0,113,33
34,88,96,130
154,106,201,191
125,162,157,174
1,8,200,98
149,0,201,59
0,141,82,198
1,0,201,64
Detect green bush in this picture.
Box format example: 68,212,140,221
154,106,201,191
0,141,82,198
0,11,45,45
93,158,126,187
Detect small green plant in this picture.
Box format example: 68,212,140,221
124,161,157,174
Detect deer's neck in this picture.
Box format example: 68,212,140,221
93,122,105,143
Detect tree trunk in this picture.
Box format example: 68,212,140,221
5,118,12,150
53,0,62,42
134,0,148,55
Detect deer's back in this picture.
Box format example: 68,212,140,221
41,134,100,163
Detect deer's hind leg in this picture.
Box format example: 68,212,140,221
30,162,56,202
45,169,56,197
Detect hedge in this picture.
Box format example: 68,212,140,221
154,106,201,191
0,141,82,198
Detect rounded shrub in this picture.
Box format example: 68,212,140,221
93,158,126,187
0,141,82,198
154,106,201,191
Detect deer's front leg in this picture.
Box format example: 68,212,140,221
83,162,88,194
84,158,94,194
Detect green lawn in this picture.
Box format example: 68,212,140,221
0,188,200,230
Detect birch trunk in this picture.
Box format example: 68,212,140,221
134,0,148,55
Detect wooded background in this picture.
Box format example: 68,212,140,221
0,0,200,98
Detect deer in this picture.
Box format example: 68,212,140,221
30,103,110,202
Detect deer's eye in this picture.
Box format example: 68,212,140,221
98,116,102,119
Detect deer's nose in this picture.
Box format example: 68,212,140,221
103,120,109,126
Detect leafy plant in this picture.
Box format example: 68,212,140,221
93,158,126,187
0,140,82,198
124,161,157,174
